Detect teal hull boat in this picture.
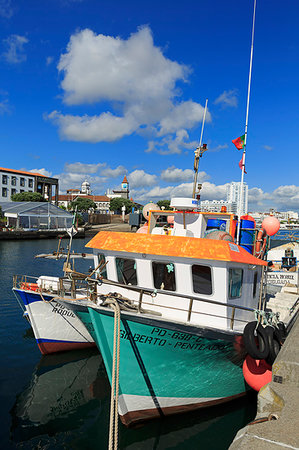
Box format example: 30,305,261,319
83,305,247,426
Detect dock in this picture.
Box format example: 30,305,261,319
229,312,299,449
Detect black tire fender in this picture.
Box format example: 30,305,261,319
264,326,281,365
243,321,269,360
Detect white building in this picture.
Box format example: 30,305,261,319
0,167,59,203
106,176,130,199
200,200,237,214
226,182,248,216
53,180,110,213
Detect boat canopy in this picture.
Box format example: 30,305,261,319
86,231,267,266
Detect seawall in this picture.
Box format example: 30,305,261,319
229,313,299,449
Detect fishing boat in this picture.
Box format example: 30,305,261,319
12,251,97,354
59,199,270,426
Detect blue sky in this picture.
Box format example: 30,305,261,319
1,0,299,211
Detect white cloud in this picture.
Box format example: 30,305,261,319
214,89,238,108
2,34,28,64
48,26,206,146
158,101,211,135
64,162,105,174
0,0,14,19
100,165,126,178
161,166,195,183
146,129,199,155
47,110,138,143
209,143,228,152
29,168,52,177
129,170,158,188
0,98,11,115
263,145,272,151
46,56,54,66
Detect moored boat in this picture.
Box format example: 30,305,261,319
59,200,270,425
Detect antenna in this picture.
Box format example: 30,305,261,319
236,0,257,244
192,98,208,199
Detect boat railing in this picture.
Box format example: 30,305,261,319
98,278,256,330
13,273,259,330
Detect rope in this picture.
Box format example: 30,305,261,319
105,298,121,450
254,309,280,327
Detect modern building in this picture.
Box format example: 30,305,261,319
106,175,130,199
200,200,237,214
0,167,59,204
53,180,110,213
226,182,248,216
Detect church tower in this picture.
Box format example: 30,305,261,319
121,175,129,199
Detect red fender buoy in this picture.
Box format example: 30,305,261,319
242,355,272,391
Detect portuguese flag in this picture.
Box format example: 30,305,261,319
232,134,245,150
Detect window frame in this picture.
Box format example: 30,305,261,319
20,177,25,187
228,267,243,299
2,187,7,197
151,260,176,292
191,263,213,296
115,257,138,286
2,175,7,185
97,253,108,279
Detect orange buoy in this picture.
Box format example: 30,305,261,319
242,355,272,391
20,282,39,292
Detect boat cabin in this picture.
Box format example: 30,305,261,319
86,200,267,334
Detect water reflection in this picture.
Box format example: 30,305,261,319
11,348,110,443
10,345,257,449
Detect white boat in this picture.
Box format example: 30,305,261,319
13,274,96,354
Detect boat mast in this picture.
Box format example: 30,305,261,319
237,0,257,244
192,98,208,199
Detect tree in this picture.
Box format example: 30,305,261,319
157,199,171,210
11,192,46,202
69,197,97,212
109,197,135,213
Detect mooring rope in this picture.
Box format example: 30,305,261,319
104,298,121,450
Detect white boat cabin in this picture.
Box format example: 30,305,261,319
86,200,267,334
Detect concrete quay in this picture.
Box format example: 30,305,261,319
229,313,299,449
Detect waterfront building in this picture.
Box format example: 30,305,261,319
226,182,248,216
106,175,130,199
200,200,237,214
53,180,110,213
0,167,59,204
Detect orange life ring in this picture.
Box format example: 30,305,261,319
254,228,267,258
242,355,272,391
20,282,39,292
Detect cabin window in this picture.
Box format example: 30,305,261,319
152,262,176,291
116,257,137,285
97,253,107,279
192,265,212,295
229,268,243,298
253,272,258,297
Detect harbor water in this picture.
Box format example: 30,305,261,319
0,237,257,449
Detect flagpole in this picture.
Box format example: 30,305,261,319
192,98,208,199
237,0,257,245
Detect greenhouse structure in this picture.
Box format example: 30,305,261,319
0,202,73,231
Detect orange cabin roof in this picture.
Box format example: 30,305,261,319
86,231,267,266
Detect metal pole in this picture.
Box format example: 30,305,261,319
192,99,208,198
236,0,257,245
